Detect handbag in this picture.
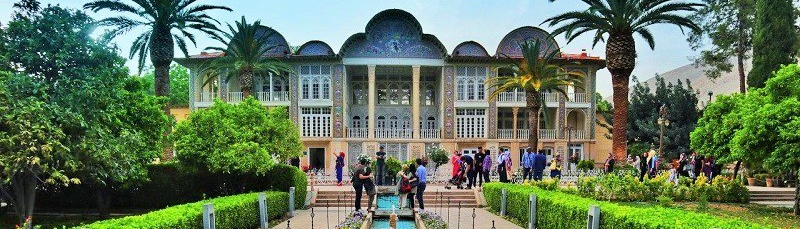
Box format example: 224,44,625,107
400,177,412,193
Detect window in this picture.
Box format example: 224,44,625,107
300,107,331,137
377,116,386,128
425,84,436,105
300,65,331,100
426,117,436,129
352,116,362,128
456,66,488,101
456,108,486,138
352,84,365,105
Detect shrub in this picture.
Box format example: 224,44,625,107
574,172,748,203
483,183,776,229
426,146,449,169
334,210,367,229
577,159,595,171
76,191,289,229
417,210,447,229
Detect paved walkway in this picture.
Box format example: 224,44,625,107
270,207,521,229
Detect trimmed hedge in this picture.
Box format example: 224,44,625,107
75,191,289,229
483,183,776,229
37,163,307,210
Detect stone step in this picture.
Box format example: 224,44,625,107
316,203,480,208
751,196,795,201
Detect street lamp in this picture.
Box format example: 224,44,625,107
657,104,670,157
707,91,713,103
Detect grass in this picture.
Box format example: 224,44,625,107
675,203,800,229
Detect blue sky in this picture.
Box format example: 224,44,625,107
0,0,701,98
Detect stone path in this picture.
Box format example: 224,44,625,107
270,207,521,229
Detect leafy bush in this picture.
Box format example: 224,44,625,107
75,191,289,229
426,146,449,169
576,159,595,171
417,210,447,229
574,173,748,203
483,183,776,229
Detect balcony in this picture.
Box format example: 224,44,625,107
497,129,558,140
497,129,514,139
375,129,412,139
348,128,368,139
227,92,244,103
196,92,217,107
256,91,289,103
420,129,440,139
567,93,590,104
496,92,559,106
567,130,588,140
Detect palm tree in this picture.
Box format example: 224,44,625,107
543,0,702,160
488,40,584,152
84,0,232,114
203,17,291,98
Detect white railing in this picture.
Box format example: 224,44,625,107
568,93,589,103
497,129,514,139
540,129,558,139
375,128,412,139
198,92,216,102
420,129,440,139
496,91,525,103
568,130,588,140
348,128,368,139
256,91,289,102
228,92,243,103
516,129,530,139
543,92,558,103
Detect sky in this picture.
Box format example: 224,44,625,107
0,0,701,98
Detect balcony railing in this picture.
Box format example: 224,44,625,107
540,129,557,139
496,92,560,104
543,93,558,103
228,92,244,103
348,128,368,139
375,128,412,139
420,129,440,139
198,92,216,103
497,129,514,139
567,93,589,103
516,129,530,139
567,130,588,140
256,91,289,102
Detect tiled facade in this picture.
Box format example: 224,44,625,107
176,9,605,173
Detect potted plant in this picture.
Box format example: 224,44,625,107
746,175,757,186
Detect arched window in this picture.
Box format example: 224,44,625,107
477,79,485,100
466,80,475,100
389,116,399,129
377,116,386,128
365,116,369,128
426,117,436,129
402,116,411,129
321,77,330,100
352,84,364,105
388,83,400,105
352,116,362,128
400,83,411,105
425,84,435,105
311,78,320,99
302,78,310,100
378,83,389,104
457,79,465,101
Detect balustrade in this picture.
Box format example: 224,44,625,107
374,129,412,139
228,92,244,103
568,93,589,103
198,92,216,102
497,129,514,139
256,91,289,102
347,128,368,139
420,129,440,139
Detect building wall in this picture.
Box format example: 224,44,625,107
171,107,191,122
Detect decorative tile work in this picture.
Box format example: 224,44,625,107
289,66,300,126
332,64,345,138
341,11,444,59
188,67,195,110
255,27,290,57
557,94,566,139
496,26,558,58
443,66,455,139
588,68,597,139
487,67,498,139
452,41,489,57
297,41,335,56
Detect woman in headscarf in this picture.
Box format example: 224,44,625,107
334,152,345,186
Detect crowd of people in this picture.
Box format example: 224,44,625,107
627,150,723,183
347,146,429,212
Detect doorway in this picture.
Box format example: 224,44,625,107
309,148,326,170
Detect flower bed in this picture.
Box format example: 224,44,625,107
74,191,289,229
334,210,367,229
416,210,447,229
483,183,775,229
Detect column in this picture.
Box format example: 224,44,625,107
512,107,519,139
368,65,376,139
412,65,421,139
188,67,197,110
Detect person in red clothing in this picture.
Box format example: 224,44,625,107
450,151,462,178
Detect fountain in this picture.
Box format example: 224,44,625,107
389,205,397,229
367,188,418,229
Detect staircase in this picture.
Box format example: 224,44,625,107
750,189,796,202
314,188,479,208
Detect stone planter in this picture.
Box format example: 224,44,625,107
766,178,775,187
747,178,757,186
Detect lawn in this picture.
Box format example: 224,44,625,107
675,203,800,229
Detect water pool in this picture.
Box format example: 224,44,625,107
371,218,417,229
376,194,399,210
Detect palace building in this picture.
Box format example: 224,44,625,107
175,9,606,173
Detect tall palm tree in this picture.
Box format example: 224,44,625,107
203,17,291,98
543,0,702,160
488,40,584,152
84,0,232,114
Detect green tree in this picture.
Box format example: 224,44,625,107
627,76,699,159
544,0,703,160
688,0,755,93
595,92,613,140
173,98,303,175
84,0,231,114
747,0,797,88
141,64,191,107
488,40,584,151
203,17,291,97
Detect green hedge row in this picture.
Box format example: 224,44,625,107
483,183,776,229
37,163,306,209
75,191,289,229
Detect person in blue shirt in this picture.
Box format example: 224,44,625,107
522,150,535,181
415,158,428,211
533,150,547,181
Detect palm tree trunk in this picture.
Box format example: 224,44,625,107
526,91,541,153
240,70,254,98
606,33,636,161
150,26,175,159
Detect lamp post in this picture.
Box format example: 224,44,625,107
657,105,670,157
563,125,575,170
707,90,713,103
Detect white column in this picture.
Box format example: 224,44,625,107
412,65,421,139
269,73,274,100
512,107,519,139
368,65,376,139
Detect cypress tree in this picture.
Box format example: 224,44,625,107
748,0,797,88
